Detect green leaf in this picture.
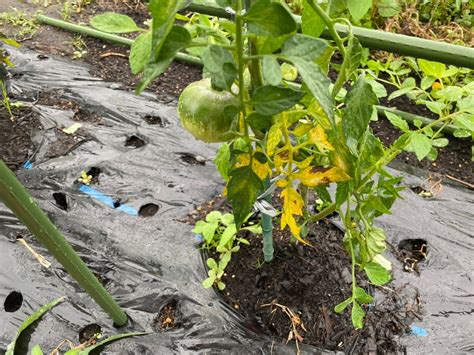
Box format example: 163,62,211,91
281,63,298,81
247,112,272,131
219,224,237,247
420,76,436,90
221,213,235,226
433,86,463,102
281,34,329,62
90,13,140,33
335,181,350,207
251,85,305,115
347,0,372,21
136,26,191,93
207,258,218,269
364,261,391,285
417,59,446,78
129,31,152,74
366,227,386,259
453,128,470,138
377,0,401,17
388,87,415,100
287,57,333,121
351,301,365,329
334,297,352,313
454,114,474,131
6,297,65,355
384,111,409,132
366,78,387,98
332,36,362,96
227,166,264,229
193,220,218,244
244,0,297,37
408,133,432,160
343,76,378,143
31,345,44,355
217,281,226,290
202,45,237,91
432,138,449,148
262,56,282,86
301,0,325,38
354,287,374,304
214,143,231,180
149,0,183,61
202,277,215,288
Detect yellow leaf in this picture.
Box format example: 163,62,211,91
308,125,333,151
274,150,289,171
235,154,271,180
293,123,312,137
295,156,313,169
296,166,350,187
276,179,288,188
280,187,310,245
266,124,281,157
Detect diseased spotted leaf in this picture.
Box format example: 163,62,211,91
295,167,350,187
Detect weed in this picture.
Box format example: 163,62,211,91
0,8,39,41
71,34,87,59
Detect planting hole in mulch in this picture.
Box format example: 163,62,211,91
52,192,68,211
4,291,23,313
152,299,180,331
112,199,122,208
398,239,428,273
143,114,165,126
78,323,102,343
138,203,160,217
178,153,206,165
125,135,146,148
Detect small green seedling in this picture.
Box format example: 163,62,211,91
194,211,261,290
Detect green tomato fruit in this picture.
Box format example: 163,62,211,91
178,79,239,143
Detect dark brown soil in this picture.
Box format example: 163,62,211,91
0,106,39,171
0,90,99,171
188,197,420,353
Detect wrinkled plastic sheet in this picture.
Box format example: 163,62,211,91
1,47,472,354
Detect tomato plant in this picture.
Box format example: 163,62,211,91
129,0,472,329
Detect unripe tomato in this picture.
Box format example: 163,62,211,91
178,79,239,143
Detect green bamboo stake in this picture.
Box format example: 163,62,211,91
184,3,474,69
36,14,202,66
0,160,128,326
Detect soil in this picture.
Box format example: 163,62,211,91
187,196,420,353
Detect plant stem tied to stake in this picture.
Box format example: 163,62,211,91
0,160,128,326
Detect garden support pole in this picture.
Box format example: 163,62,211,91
36,15,202,66
0,160,128,326
184,3,474,69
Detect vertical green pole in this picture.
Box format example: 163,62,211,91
0,160,128,326
262,179,274,262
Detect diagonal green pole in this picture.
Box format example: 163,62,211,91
0,160,128,326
